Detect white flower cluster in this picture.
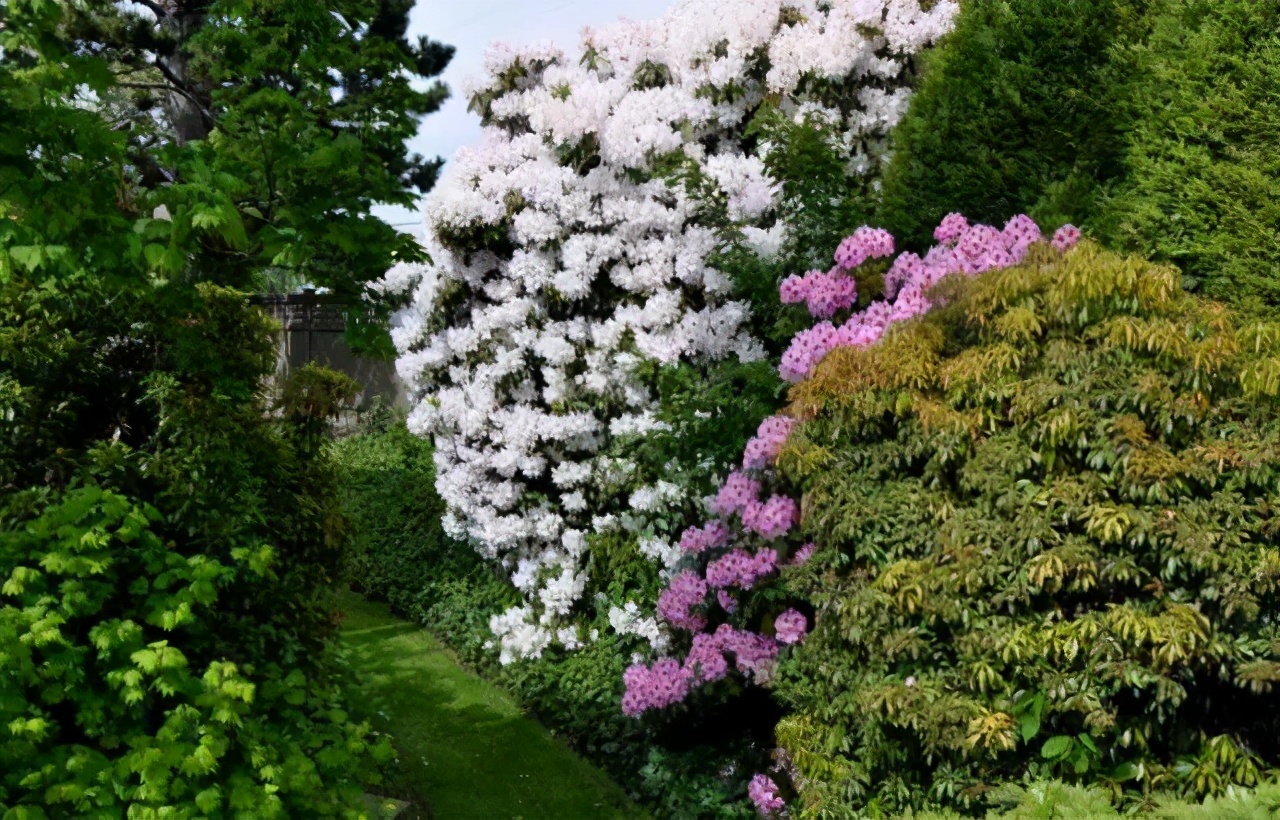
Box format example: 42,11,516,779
609,601,670,656
386,0,957,663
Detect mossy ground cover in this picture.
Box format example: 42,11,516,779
338,591,646,820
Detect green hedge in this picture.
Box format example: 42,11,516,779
878,0,1280,308
1097,0,1280,307
876,0,1151,249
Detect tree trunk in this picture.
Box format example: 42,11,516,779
159,1,212,144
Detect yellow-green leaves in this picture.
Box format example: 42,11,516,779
772,244,1280,813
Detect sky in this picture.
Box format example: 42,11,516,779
373,0,675,233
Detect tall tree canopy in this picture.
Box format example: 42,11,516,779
12,0,453,298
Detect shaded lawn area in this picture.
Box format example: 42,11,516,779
339,592,646,820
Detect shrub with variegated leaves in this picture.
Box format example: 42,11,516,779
768,240,1280,814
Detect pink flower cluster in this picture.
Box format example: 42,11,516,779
790,542,816,566
712,470,762,517
773,609,808,645
622,659,690,716
706,548,778,589
624,624,781,715
743,416,797,470
630,411,808,714
835,226,895,269
779,268,858,318
748,773,785,814
777,228,896,320
1052,224,1081,251
742,495,799,540
1003,213,1043,259
656,570,708,632
692,624,779,682
934,212,970,243
779,214,1076,383
679,520,731,553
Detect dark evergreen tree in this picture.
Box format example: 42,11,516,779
57,0,454,300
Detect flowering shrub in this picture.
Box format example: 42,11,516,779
770,240,1280,814
385,0,959,661
623,214,1081,818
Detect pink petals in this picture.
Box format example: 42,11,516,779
779,214,1079,383
748,773,786,813
773,609,808,645
743,416,798,470
1052,224,1082,251
657,571,708,632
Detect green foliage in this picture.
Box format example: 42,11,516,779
772,243,1280,816
876,0,1154,250
878,0,1280,308
279,363,361,453
1096,0,1280,307
0,285,388,815
914,780,1280,819
3,0,453,333
0,1,439,812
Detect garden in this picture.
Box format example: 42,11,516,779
4,0,1280,817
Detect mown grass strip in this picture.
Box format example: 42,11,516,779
339,591,646,820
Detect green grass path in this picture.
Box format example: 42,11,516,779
339,592,646,820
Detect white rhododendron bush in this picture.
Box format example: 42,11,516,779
384,0,958,662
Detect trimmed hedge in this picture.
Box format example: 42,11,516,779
876,0,1151,249
1098,0,1280,307
878,0,1280,308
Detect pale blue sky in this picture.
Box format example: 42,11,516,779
375,0,675,233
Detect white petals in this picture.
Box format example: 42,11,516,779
395,0,954,662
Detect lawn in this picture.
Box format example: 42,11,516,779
338,592,647,820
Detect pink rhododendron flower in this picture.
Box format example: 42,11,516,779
712,471,761,517
777,268,858,318
1002,213,1042,261
779,321,839,382
934,212,970,243
748,773,785,814
685,631,731,682
715,624,779,680
622,659,691,716
780,214,1067,382
1052,224,1081,251
679,520,730,553
741,495,798,540
657,571,708,631
884,251,924,300
834,226,895,269
774,609,808,644
706,548,778,589
742,416,797,470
